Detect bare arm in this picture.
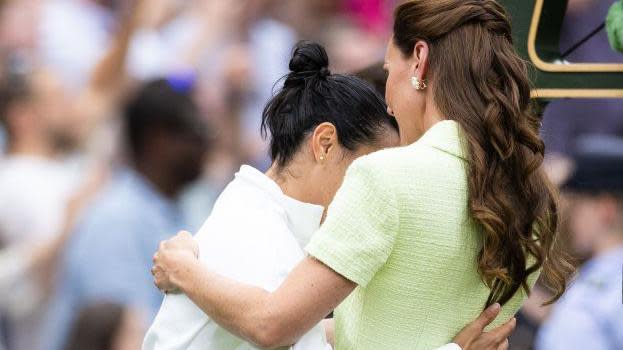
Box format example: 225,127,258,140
153,232,516,350
153,236,354,348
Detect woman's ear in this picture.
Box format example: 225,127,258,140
410,40,430,82
311,122,338,162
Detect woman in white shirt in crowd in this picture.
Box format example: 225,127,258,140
144,41,514,350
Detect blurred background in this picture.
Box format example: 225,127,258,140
0,0,621,349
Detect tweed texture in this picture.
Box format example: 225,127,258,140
306,120,538,350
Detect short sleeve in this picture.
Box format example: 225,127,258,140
305,158,399,287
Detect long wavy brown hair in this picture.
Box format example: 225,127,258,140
394,0,574,306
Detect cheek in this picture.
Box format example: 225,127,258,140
387,72,412,113
385,72,399,109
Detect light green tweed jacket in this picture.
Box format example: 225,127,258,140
306,120,538,350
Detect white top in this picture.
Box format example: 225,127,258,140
0,156,76,244
0,155,77,350
143,165,331,350
143,165,463,350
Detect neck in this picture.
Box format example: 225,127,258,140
134,160,179,199
420,97,443,134
265,163,313,205
6,134,55,159
403,97,444,145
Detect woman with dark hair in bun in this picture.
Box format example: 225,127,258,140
145,41,512,350
143,41,398,350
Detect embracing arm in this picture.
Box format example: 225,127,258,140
153,232,516,350
155,240,354,348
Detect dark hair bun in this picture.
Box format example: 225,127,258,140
287,41,331,83
262,40,398,168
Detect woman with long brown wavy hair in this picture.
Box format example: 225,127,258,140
149,1,571,349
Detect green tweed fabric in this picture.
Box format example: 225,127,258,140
306,121,537,349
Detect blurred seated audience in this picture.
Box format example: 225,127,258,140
64,302,143,350
0,62,96,350
41,78,210,350
536,136,623,350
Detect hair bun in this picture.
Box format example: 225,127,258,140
286,41,330,84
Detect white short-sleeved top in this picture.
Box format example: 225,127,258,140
143,165,331,350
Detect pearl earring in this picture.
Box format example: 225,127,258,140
411,76,427,90
320,155,325,161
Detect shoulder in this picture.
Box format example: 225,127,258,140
346,147,409,180
356,138,462,168
202,176,287,229
70,179,151,252
347,142,463,187
195,177,292,251
79,186,138,227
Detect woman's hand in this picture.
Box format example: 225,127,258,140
452,303,516,350
152,231,200,293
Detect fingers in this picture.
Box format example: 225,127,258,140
497,339,509,350
488,317,516,344
472,303,502,332
151,265,169,292
452,304,498,348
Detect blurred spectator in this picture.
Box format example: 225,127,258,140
536,137,623,350
0,64,86,350
7,0,622,349
354,62,388,97
39,0,113,90
321,17,385,74
64,302,143,350
41,79,209,350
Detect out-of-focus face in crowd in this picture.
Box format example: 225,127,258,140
0,67,76,150
123,79,209,194
28,70,73,143
566,193,623,257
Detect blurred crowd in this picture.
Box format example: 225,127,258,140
0,0,621,350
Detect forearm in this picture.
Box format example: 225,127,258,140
174,260,284,348
89,9,136,91
170,256,355,348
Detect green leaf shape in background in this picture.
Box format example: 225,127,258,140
606,0,623,52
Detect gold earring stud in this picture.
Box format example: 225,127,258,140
411,76,427,90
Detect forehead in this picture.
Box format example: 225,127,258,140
384,39,393,60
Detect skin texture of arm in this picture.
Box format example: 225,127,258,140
167,250,355,348
153,233,516,350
